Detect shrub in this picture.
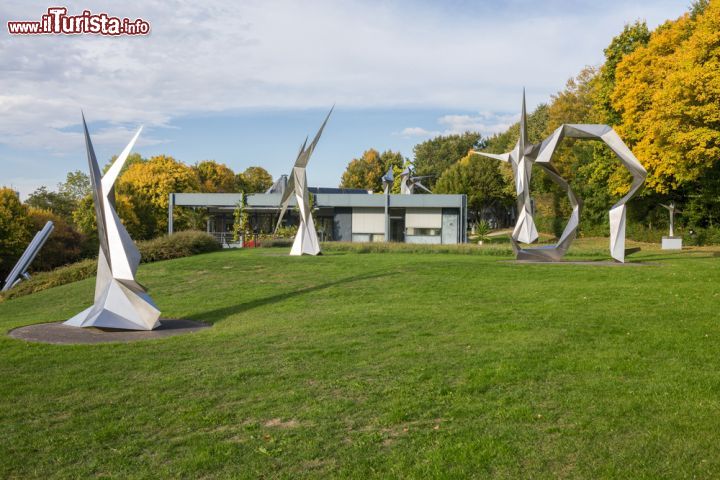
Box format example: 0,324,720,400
0,231,220,302
257,238,294,248
686,227,720,246
322,241,513,256
27,208,86,271
138,230,220,262
0,259,96,301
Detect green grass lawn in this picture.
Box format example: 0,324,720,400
1,242,719,478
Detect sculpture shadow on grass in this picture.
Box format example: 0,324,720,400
188,270,399,324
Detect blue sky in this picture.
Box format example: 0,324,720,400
0,0,690,198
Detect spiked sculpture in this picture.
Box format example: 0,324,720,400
474,91,646,262
65,116,160,330
660,202,682,250
275,108,333,256
399,166,432,194
381,167,394,194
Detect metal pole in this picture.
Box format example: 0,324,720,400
385,191,390,242
168,193,174,235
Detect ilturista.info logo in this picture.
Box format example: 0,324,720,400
7,7,150,36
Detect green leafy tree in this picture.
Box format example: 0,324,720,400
25,186,77,222
434,154,511,220
413,132,483,189
59,170,91,201
594,21,651,125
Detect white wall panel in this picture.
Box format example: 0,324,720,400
352,208,385,234
405,208,442,228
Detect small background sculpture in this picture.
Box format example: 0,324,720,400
2,221,54,292
399,166,432,194
275,108,332,256
474,91,647,262
660,202,683,250
65,115,161,330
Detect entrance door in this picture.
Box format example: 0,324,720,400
390,217,405,242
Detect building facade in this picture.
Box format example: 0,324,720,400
169,190,467,246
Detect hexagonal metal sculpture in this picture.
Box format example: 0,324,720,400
475,92,647,262
64,115,161,330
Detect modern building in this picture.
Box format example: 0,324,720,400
168,187,468,246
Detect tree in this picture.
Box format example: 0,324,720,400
412,132,482,188
237,166,273,193
25,186,77,221
26,208,85,271
612,4,720,195
0,187,31,278
594,21,651,125
434,154,511,220
194,160,236,193
117,155,201,238
59,170,91,201
340,149,405,192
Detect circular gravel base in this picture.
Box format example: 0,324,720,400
499,260,655,266
8,319,210,345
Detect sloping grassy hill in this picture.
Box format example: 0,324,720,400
1,245,719,478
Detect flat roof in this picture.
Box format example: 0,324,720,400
172,192,465,209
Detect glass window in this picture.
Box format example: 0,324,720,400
406,228,441,236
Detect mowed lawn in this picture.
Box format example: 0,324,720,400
1,244,719,479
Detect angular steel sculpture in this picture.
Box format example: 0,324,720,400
474,91,647,262
660,202,680,237
381,167,394,194
399,166,432,194
660,202,683,250
65,115,161,330
2,221,54,292
275,108,333,256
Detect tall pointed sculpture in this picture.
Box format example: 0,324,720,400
474,91,647,262
274,108,333,256
399,165,432,194
65,115,160,330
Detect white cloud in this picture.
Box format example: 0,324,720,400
438,112,518,137
399,127,441,138
0,0,689,158
399,111,519,139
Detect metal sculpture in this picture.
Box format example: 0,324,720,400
65,115,161,330
660,202,683,250
2,221,54,292
474,91,647,262
381,167,394,194
660,202,680,237
275,108,333,256
399,166,432,194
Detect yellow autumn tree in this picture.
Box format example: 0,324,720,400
194,160,237,193
117,155,200,238
340,149,405,192
612,3,720,194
